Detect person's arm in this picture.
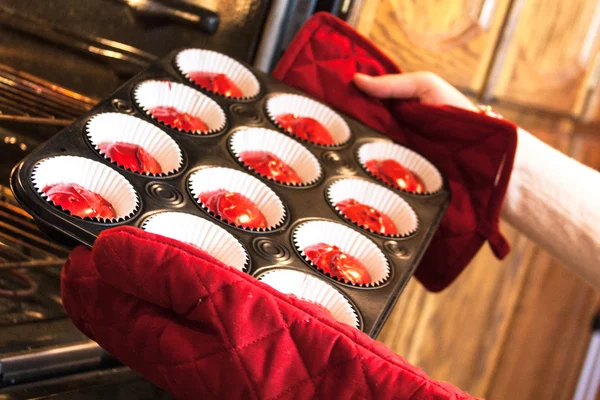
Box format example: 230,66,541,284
353,72,600,290
502,127,600,287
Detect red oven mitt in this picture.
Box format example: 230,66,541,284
62,226,475,399
273,13,518,291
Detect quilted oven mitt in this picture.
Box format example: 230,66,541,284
273,13,518,291
62,226,475,399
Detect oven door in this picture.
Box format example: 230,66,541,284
0,0,361,396
0,0,272,99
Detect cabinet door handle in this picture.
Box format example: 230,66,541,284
587,54,600,91
477,0,498,31
578,2,600,67
581,53,600,122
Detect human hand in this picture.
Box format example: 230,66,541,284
353,72,478,112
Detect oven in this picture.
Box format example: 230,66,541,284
0,0,360,398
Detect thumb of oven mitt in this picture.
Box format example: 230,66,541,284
61,226,475,399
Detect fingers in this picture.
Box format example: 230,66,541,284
354,72,479,112
353,72,436,99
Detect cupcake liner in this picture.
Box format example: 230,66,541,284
293,220,390,287
265,94,351,147
86,113,183,176
229,128,322,186
32,155,138,222
142,212,248,272
175,49,260,99
188,167,286,231
258,269,360,328
327,178,419,237
134,80,226,134
357,141,443,194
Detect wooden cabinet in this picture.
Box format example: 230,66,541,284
581,55,600,123
353,0,600,122
352,1,600,398
485,0,600,116
379,222,530,396
354,0,513,94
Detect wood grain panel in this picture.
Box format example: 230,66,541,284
571,131,600,171
585,87,600,124
493,104,575,151
378,222,531,396
354,0,512,94
485,250,600,399
580,54,600,123
487,0,600,115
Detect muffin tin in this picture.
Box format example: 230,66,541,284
10,48,450,337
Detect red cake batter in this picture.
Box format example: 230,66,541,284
98,142,162,174
200,189,267,229
336,198,398,235
304,242,371,285
275,114,335,145
188,72,243,98
149,106,209,133
239,151,302,184
364,159,425,193
43,183,116,219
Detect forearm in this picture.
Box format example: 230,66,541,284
502,128,600,290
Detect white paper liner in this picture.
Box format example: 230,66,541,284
175,49,260,99
327,179,419,237
188,167,286,231
86,113,183,176
357,141,443,194
134,80,226,134
229,128,322,186
293,220,390,287
31,156,138,222
258,269,360,328
142,212,248,272
265,94,351,146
